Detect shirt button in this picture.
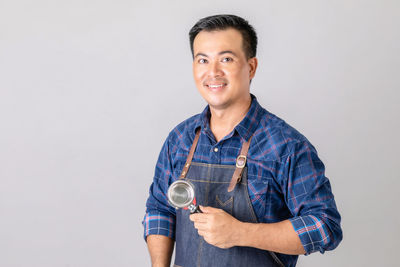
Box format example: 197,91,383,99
214,147,219,152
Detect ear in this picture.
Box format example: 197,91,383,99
248,57,258,79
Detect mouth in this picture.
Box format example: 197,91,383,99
204,82,228,91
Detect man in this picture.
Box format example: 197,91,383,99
143,14,342,267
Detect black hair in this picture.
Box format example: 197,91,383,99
189,14,258,59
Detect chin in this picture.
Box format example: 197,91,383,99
205,99,231,110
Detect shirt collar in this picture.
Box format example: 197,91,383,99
194,94,263,142
234,94,263,141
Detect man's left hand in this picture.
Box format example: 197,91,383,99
189,206,242,249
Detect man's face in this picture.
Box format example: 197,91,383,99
192,28,257,111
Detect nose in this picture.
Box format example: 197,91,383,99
207,61,223,78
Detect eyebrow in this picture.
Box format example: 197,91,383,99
194,50,238,58
219,50,237,57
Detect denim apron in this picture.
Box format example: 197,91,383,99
173,130,285,267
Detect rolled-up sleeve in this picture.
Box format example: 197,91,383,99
142,136,176,241
285,141,343,254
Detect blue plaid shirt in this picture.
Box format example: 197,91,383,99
143,95,342,266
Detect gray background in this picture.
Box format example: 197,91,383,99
1,0,399,266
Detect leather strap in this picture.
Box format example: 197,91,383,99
227,136,253,192
179,128,201,179
179,127,252,192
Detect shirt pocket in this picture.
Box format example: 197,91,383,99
246,177,271,222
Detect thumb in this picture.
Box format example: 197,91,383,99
199,205,221,214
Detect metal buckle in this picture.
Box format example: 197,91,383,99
236,155,247,168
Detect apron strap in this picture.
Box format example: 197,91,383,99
179,127,253,192
179,128,201,179
228,136,253,192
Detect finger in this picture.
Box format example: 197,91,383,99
199,205,221,213
190,213,209,223
197,229,207,238
189,213,204,222
193,222,207,231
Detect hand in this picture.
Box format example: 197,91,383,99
189,206,242,249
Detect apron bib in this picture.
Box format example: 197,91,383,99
173,130,284,267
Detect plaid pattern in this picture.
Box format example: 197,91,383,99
143,95,342,266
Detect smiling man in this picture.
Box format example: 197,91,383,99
143,14,342,267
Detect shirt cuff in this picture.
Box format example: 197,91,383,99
289,215,330,255
142,211,176,241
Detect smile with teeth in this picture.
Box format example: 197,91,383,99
207,83,227,88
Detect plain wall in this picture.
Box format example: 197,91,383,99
1,0,399,266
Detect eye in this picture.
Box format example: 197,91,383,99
198,58,208,64
222,57,233,63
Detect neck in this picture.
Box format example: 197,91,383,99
209,94,252,142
